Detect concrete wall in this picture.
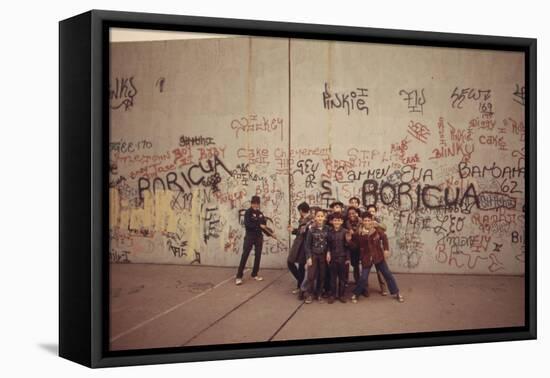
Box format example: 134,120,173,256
109,36,525,275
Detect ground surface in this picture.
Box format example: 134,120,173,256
109,264,525,351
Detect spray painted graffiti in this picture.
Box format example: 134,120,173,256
110,76,138,111
109,38,525,275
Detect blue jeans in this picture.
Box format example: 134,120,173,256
353,260,399,296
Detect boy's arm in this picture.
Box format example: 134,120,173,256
346,232,357,249
304,229,312,260
381,232,389,253
326,232,332,262
377,222,387,232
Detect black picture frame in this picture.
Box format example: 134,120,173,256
59,9,537,368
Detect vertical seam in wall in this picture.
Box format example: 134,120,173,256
288,38,292,250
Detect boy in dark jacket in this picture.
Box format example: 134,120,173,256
304,209,330,304
287,202,312,296
344,206,362,285
327,213,350,303
236,196,267,285
347,212,404,303
324,201,345,295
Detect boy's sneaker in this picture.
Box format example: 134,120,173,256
328,296,335,304
235,278,243,285
339,297,347,304
362,290,370,298
292,288,300,294
253,276,264,281
396,293,404,303
351,294,358,304
305,296,313,304
381,289,388,296
317,295,324,303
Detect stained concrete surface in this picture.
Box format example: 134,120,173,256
110,264,525,351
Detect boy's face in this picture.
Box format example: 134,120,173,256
332,217,344,229
368,207,376,216
251,202,260,210
314,211,326,226
333,205,343,213
348,209,358,221
362,217,374,229
350,199,359,208
299,210,309,217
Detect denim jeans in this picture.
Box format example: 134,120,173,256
353,260,399,296
288,261,306,289
329,259,347,298
307,254,326,297
300,264,310,292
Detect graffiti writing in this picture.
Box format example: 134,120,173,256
110,76,138,111
322,82,369,116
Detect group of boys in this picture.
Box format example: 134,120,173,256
235,195,404,304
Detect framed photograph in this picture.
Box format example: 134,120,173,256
59,10,536,368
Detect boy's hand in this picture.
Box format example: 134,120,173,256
307,257,312,266
287,224,293,232
260,224,267,230
345,231,352,242
326,252,331,263
345,260,350,265
384,250,391,259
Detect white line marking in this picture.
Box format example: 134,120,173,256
110,270,246,343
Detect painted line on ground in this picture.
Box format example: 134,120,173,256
110,269,248,343
181,270,288,346
268,300,305,342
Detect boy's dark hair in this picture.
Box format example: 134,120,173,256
251,195,261,204
349,197,361,204
329,201,344,209
331,213,344,220
314,208,326,216
347,206,359,215
365,204,377,212
297,202,310,213
362,212,374,219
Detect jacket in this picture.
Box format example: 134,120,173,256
244,208,267,236
327,228,350,261
347,228,389,266
288,215,313,264
304,224,330,259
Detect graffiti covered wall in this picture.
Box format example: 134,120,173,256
109,35,525,275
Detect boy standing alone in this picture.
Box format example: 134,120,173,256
236,196,267,285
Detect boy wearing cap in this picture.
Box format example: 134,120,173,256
235,196,267,285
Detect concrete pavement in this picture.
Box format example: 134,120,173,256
109,264,524,351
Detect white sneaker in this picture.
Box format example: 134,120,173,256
235,278,243,285
253,276,264,281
